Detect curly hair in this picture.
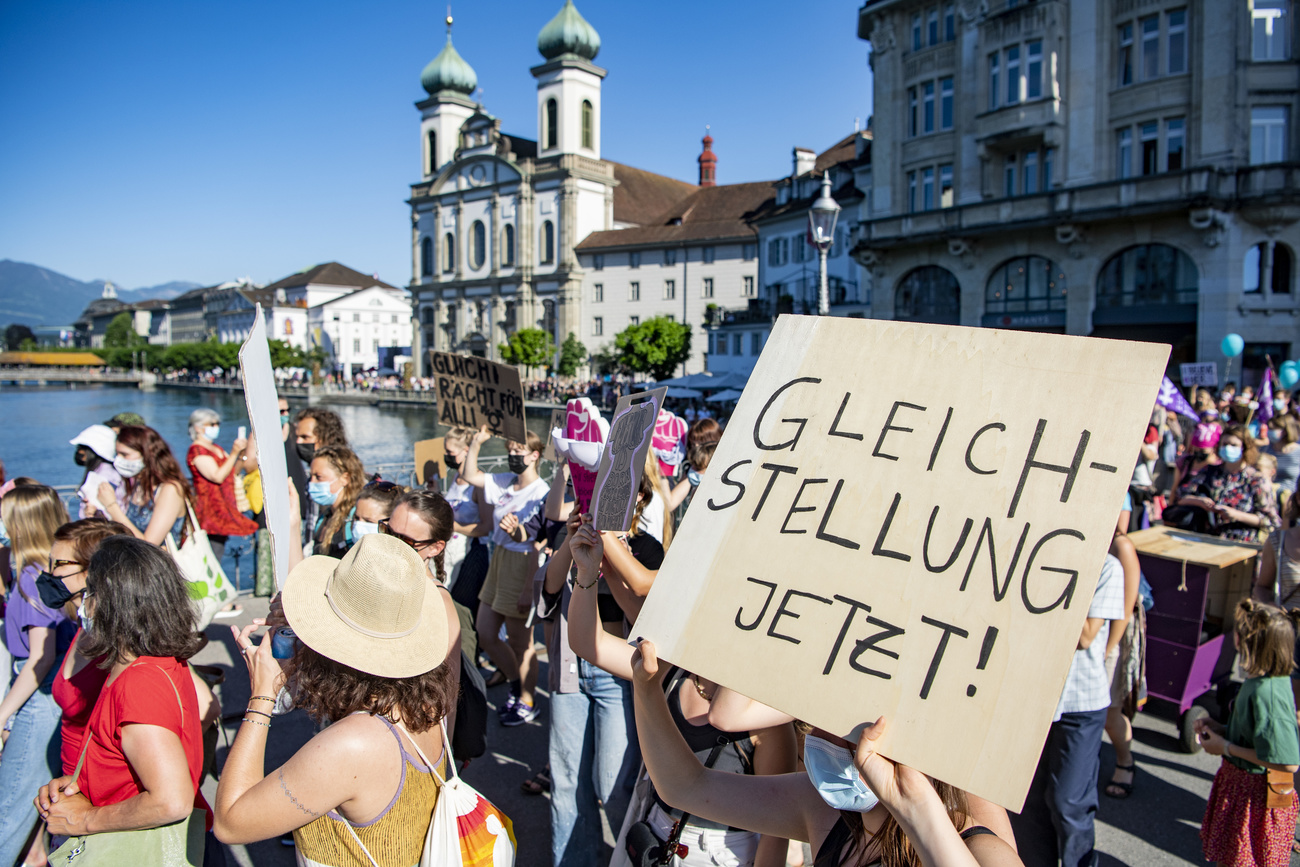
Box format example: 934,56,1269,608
391,490,454,581
294,408,349,450
284,642,457,732
313,447,367,549
81,536,204,668
116,425,192,505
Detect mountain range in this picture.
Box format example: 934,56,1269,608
0,260,201,328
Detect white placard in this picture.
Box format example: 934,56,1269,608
239,306,291,589
1180,362,1218,388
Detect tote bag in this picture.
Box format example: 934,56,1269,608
342,722,515,867
164,500,234,630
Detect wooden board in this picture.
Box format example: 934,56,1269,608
1128,526,1261,569
591,388,666,532
413,438,446,487
428,351,526,442
633,315,1169,811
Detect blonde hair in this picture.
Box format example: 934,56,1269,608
443,426,476,451
2,486,68,606
640,455,674,550
313,447,367,546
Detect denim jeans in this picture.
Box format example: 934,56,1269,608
549,659,639,867
1010,708,1107,867
0,687,62,867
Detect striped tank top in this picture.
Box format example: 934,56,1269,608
293,715,444,867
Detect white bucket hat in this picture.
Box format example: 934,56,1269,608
70,424,118,462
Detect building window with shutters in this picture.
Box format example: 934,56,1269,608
702,278,714,299
703,246,715,264
630,315,639,326
744,275,755,297
593,283,604,303
664,280,676,300
630,281,640,301
593,316,603,336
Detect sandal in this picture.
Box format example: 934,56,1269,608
1103,763,1137,799
520,769,551,795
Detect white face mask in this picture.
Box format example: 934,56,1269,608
352,520,379,539
203,425,220,441
803,734,881,814
114,456,145,478
77,601,92,634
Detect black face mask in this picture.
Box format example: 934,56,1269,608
73,447,88,467
296,442,316,463
508,455,529,474
37,572,75,610
443,454,461,470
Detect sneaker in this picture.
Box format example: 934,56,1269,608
498,694,519,719
501,701,539,727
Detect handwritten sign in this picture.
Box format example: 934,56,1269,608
634,316,1168,810
591,388,666,532
1180,362,1218,388
413,438,446,487
543,409,565,462
239,306,291,589
429,351,526,442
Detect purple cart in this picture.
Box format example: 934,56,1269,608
1129,526,1260,752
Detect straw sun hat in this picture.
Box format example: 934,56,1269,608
281,533,449,678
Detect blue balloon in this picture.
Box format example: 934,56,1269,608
1283,362,1300,390
1221,333,1244,358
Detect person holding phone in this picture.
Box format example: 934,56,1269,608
1175,424,1279,542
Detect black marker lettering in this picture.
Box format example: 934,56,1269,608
922,506,974,573
871,492,911,562
752,464,798,521
753,377,822,452
828,393,864,441
767,589,833,644
825,595,871,675
872,401,927,462
927,407,953,471
816,479,861,550
959,519,1031,601
919,616,969,699
964,423,1006,475
1020,528,1086,614
1008,420,1091,519
707,460,752,511
780,479,828,535
849,616,906,679
735,578,778,631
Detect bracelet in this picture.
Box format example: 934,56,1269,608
241,717,271,728
249,695,277,704
244,708,272,718
573,572,599,590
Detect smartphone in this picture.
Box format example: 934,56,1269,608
238,425,247,440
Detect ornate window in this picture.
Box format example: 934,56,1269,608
545,99,558,149
471,220,486,269
1245,241,1294,294
420,236,433,277
541,221,555,264
426,130,437,174
442,233,455,272
503,224,515,266
985,256,1067,313
582,100,593,149
895,266,961,324
1096,244,1198,307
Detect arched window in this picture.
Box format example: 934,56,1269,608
426,130,437,174
581,100,593,150
1245,241,1293,294
541,221,555,264
443,233,455,273
420,236,433,277
1096,244,1198,307
985,256,1067,313
542,299,557,339
471,220,486,269
546,98,558,150
503,224,516,266
894,266,961,324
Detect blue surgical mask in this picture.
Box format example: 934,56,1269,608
1219,445,1243,463
203,425,220,441
1270,429,1284,443
803,734,880,814
1275,399,1288,413
307,480,337,506
77,601,92,634
352,520,379,538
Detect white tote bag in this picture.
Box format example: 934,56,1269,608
164,500,234,630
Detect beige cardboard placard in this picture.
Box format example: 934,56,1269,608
543,409,565,462
633,316,1168,811
413,438,446,487
238,307,290,589
590,387,667,532
429,351,526,443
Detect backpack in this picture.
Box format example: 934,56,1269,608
452,649,488,762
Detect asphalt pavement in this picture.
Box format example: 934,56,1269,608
200,595,1300,867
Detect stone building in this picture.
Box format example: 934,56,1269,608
855,0,1300,384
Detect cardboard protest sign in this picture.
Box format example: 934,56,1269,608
590,387,666,532
413,438,446,487
1180,362,1218,388
634,316,1168,810
429,351,526,443
543,409,565,462
239,306,291,589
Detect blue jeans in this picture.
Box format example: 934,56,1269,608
1010,708,1107,867
0,687,62,867
549,659,639,867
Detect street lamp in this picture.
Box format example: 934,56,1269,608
808,173,841,315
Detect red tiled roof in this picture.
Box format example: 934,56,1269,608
262,262,397,293
577,180,775,250
607,162,698,227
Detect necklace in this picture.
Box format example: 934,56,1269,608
691,672,714,701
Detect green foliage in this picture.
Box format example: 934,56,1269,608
498,328,556,370
3,323,36,350
104,312,144,349
557,332,587,378
614,316,692,381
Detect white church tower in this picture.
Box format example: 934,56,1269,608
532,0,603,159
417,15,478,179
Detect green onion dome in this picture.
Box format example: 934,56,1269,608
537,1,600,61
421,18,477,95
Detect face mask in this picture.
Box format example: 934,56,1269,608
508,454,529,474
1219,445,1243,463
296,442,316,463
352,520,379,538
77,601,92,634
74,448,88,467
1270,429,1284,443
280,412,291,426
308,480,337,506
1275,399,1288,413
443,454,461,470
114,456,145,478
803,734,881,814
203,425,220,441
36,572,74,609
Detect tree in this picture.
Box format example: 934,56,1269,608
557,332,587,378
614,316,692,381
3,323,36,350
499,328,556,372
104,312,143,349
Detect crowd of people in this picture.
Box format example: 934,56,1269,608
4,377,1300,867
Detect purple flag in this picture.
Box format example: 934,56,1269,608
1258,371,1275,424
1157,375,1200,421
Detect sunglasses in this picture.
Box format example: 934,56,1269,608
378,519,439,551
365,480,401,493
49,558,85,574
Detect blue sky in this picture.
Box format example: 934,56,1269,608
0,1,873,289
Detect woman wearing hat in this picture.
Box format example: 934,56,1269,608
70,425,125,520
213,533,458,862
